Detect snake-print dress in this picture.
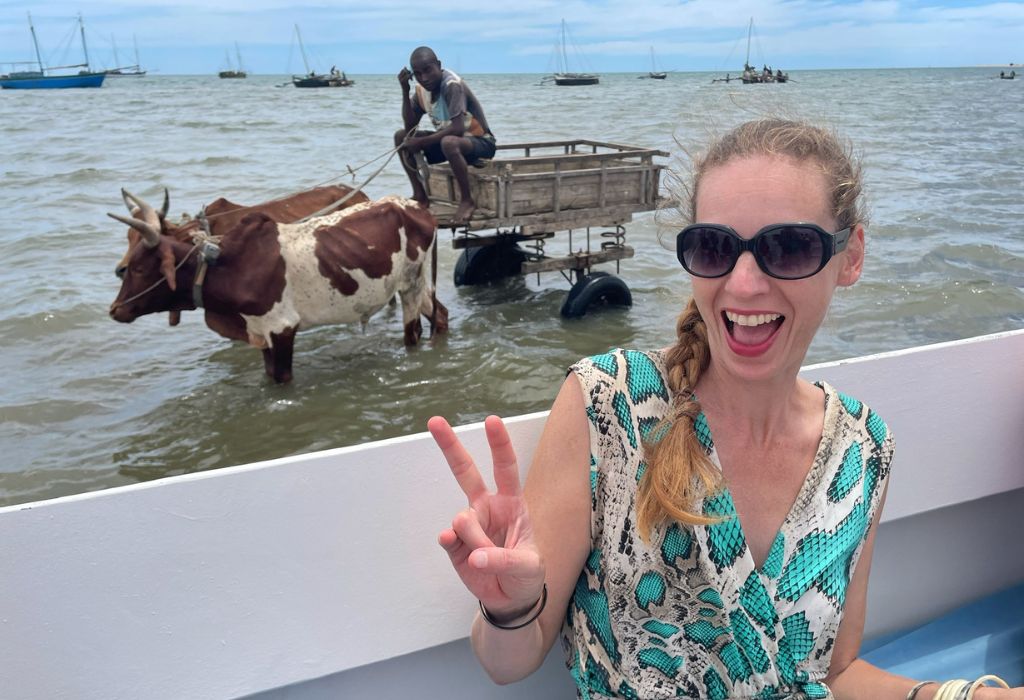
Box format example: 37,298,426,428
563,349,895,699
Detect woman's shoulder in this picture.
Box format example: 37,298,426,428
817,380,895,460
570,348,673,404
570,347,668,381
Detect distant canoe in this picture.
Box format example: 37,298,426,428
292,73,354,88
553,72,599,86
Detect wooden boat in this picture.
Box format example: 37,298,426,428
218,42,247,79
718,17,788,85
999,70,1016,79
105,34,146,77
647,46,667,79
0,13,106,89
1,328,1020,698
549,19,599,86
290,25,353,88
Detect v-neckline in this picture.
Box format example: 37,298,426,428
697,382,836,574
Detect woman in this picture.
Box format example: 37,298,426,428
429,119,1019,699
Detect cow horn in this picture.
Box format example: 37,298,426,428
122,188,147,214
121,188,159,221
158,188,170,221
108,212,162,248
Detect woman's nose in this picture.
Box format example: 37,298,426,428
724,252,771,295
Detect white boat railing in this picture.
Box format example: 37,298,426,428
1,329,1022,699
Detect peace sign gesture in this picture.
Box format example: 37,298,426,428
429,415,546,622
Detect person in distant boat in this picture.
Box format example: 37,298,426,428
428,118,1023,699
395,46,496,225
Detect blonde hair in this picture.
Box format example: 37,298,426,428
637,118,867,541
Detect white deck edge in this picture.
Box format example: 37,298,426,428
1,328,1022,699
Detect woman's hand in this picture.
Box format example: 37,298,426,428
429,415,546,622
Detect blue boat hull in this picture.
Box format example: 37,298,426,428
0,73,106,89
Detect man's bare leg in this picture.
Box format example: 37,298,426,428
441,136,477,224
395,128,429,204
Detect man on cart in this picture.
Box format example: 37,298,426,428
395,46,496,225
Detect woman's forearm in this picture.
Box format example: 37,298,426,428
469,611,550,684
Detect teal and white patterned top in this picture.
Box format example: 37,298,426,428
564,349,895,699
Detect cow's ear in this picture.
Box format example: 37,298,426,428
159,243,178,291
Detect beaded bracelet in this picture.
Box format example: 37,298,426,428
479,584,548,630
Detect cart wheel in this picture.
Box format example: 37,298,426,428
560,272,632,318
453,243,527,287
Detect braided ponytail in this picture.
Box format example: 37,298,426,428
637,298,722,541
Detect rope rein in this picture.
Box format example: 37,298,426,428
192,129,419,226
111,240,202,309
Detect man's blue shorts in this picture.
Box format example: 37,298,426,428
421,132,496,165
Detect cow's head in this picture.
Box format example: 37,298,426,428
108,189,192,324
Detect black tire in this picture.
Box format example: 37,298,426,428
560,272,632,318
453,243,527,287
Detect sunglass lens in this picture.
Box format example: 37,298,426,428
757,226,824,279
680,227,739,277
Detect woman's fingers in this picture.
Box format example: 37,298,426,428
483,415,522,497
464,545,542,577
451,508,495,552
428,416,488,502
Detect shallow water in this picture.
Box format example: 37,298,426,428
1,68,1021,506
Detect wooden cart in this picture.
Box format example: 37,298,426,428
422,139,669,317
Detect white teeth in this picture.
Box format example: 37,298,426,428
725,311,781,327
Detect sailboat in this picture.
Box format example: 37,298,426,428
736,18,788,84
647,46,667,79
0,13,106,89
106,34,146,76
550,19,599,86
219,43,247,79
290,25,353,88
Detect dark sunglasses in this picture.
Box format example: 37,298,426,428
676,222,852,280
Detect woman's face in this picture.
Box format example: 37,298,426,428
690,154,864,384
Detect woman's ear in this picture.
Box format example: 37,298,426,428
838,224,865,287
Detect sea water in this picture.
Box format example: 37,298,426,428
0,68,1021,506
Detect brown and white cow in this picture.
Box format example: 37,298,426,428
111,185,371,341
109,193,449,383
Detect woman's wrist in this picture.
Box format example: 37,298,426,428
479,584,547,630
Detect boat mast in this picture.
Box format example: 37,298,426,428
27,12,44,73
133,34,141,70
560,19,568,74
79,13,92,71
295,25,312,74
745,17,753,68
112,34,120,67
235,42,244,72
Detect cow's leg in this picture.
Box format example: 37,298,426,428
422,294,449,336
262,347,275,377
403,318,423,346
398,288,424,346
266,327,297,383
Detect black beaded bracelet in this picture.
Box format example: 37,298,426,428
479,584,548,630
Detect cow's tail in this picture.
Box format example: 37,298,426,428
429,223,438,337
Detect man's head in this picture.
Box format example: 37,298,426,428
410,46,443,92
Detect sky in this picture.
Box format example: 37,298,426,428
1,0,1021,75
